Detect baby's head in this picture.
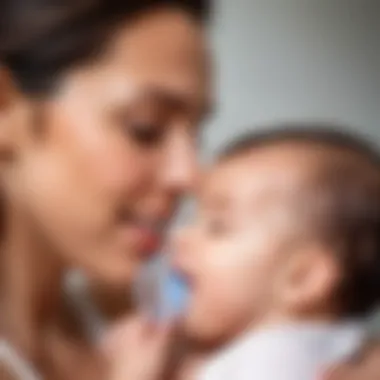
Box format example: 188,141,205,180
174,124,380,347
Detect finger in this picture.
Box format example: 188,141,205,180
139,314,160,337
151,321,176,357
100,314,143,356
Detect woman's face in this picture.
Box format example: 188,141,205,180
2,9,211,285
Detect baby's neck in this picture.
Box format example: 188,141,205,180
246,308,345,336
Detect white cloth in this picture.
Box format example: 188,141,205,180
199,321,366,380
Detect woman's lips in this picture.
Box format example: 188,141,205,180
118,224,163,258
136,226,162,256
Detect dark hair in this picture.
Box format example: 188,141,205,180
0,0,210,95
221,122,380,317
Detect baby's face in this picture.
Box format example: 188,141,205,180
174,148,307,345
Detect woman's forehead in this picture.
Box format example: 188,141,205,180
80,9,213,118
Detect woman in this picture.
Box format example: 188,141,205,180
0,0,212,378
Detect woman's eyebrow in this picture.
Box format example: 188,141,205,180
140,86,213,121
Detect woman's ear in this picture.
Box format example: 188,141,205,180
0,65,25,162
0,65,18,110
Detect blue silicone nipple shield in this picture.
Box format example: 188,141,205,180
160,270,189,320
133,257,189,321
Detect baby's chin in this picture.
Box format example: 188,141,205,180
177,314,238,351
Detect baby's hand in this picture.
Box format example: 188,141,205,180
101,315,174,380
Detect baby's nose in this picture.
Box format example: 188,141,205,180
170,227,196,271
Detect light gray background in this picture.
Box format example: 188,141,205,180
204,0,380,158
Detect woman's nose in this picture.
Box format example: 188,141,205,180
160,132,199,195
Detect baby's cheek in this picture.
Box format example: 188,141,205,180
219,251,273,315
212,260,254,309
186,254,255,342
203,254,246,299
210,278,257,339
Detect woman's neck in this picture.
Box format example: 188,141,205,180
0,206,64,363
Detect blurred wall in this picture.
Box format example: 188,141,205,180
204,0,380,157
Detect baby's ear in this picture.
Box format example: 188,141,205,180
277,245,340,313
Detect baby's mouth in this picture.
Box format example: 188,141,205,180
171,266,195,293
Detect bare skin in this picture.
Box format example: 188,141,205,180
323,343,380,380
167,347,212,380
0,7,211,380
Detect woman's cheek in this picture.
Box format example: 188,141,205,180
92,145,152,197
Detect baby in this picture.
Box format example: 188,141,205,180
173,125,380,380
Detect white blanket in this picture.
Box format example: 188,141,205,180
199,321,365,380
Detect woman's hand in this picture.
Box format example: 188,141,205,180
101,315,174,380
323,343,380,380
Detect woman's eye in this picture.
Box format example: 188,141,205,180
128,123,165,147
205,219,228,236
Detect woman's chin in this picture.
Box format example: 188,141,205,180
86,259,139,288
